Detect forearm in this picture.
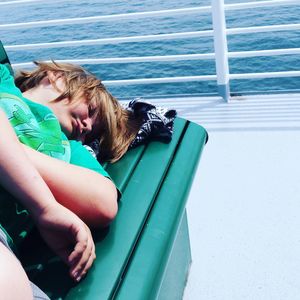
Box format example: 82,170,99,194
0,88,96,281
0,110,55,219
22,144,118,228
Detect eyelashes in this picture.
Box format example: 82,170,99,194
88,105,97,118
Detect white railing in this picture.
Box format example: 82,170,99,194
1,0,299,101
0,0,74,6
0,7,211,30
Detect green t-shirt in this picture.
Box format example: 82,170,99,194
0,64,70,160
0,64,111,250
0,63,72,249
69,140,109,177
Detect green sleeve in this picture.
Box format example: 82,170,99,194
69,141,122,200
69,140,110,178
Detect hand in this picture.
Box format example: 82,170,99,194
34,202,96,282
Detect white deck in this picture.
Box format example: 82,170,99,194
154,93,300,300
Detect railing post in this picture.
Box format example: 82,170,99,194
212,0,230,101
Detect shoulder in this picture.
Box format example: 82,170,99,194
0,92,30,120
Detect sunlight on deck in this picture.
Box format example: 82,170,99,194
153,93,300,300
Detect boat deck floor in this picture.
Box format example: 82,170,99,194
149,93,300,300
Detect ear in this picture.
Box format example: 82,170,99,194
39,72,52,87
46,71,61,82
45,71,65,91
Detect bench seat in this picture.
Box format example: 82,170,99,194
1,41,208,300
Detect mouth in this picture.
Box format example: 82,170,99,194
71,119,88,142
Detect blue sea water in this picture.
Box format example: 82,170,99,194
1,0,300,98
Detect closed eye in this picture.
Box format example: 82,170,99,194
88,105,97,118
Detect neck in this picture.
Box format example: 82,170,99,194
22,88,43,103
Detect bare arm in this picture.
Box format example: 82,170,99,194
22,144,118,228
0,110,95,281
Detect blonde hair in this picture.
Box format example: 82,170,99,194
15,61,141,162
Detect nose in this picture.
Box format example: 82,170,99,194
81,117,92,134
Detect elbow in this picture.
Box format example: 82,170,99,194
96,192,118,228
88,182,119,229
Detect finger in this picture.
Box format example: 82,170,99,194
72,244,96,282
68,237,88,267
67,226,89,278
70,235,95,281
79,239,96,278
69,228,95,281
67,224,89,265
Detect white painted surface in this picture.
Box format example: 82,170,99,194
168,94,300,300
212,0,229,87
185,130,300,300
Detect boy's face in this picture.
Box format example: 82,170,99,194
47,75,97,142
51,98,96,142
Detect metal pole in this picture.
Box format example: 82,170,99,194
212,0,230,101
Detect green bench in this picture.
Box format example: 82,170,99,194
0,41,208,300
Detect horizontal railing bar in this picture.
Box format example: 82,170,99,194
10,66,298,84
103,75,217,85
5,22,300,51
67,71,300,85
95,71,300,85
0,7,211,30
11,54,215,68
6,22,300,51
11,47,300,68
5,31,213,51
0,1,298,31
1,0,298,10
0,0,74,6
0,5,299,31
103,71,300,85
224,0,299,11
0,0,39,4
13,53,215,68
229,71,300,79
229,48,300,58
227,23,300,35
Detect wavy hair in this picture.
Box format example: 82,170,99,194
15,61,141,162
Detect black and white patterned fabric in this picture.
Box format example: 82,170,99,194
124,98,177,149
85,98,177,159
84,141,99,158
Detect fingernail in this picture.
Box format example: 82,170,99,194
73,272,78,279
76,276,81,282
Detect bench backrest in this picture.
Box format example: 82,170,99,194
0,42,13,74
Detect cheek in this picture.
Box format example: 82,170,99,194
56,110,73,135
56,110,68,124
59,121,71,136
72,103,89,117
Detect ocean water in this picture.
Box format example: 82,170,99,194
1,0,300,98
